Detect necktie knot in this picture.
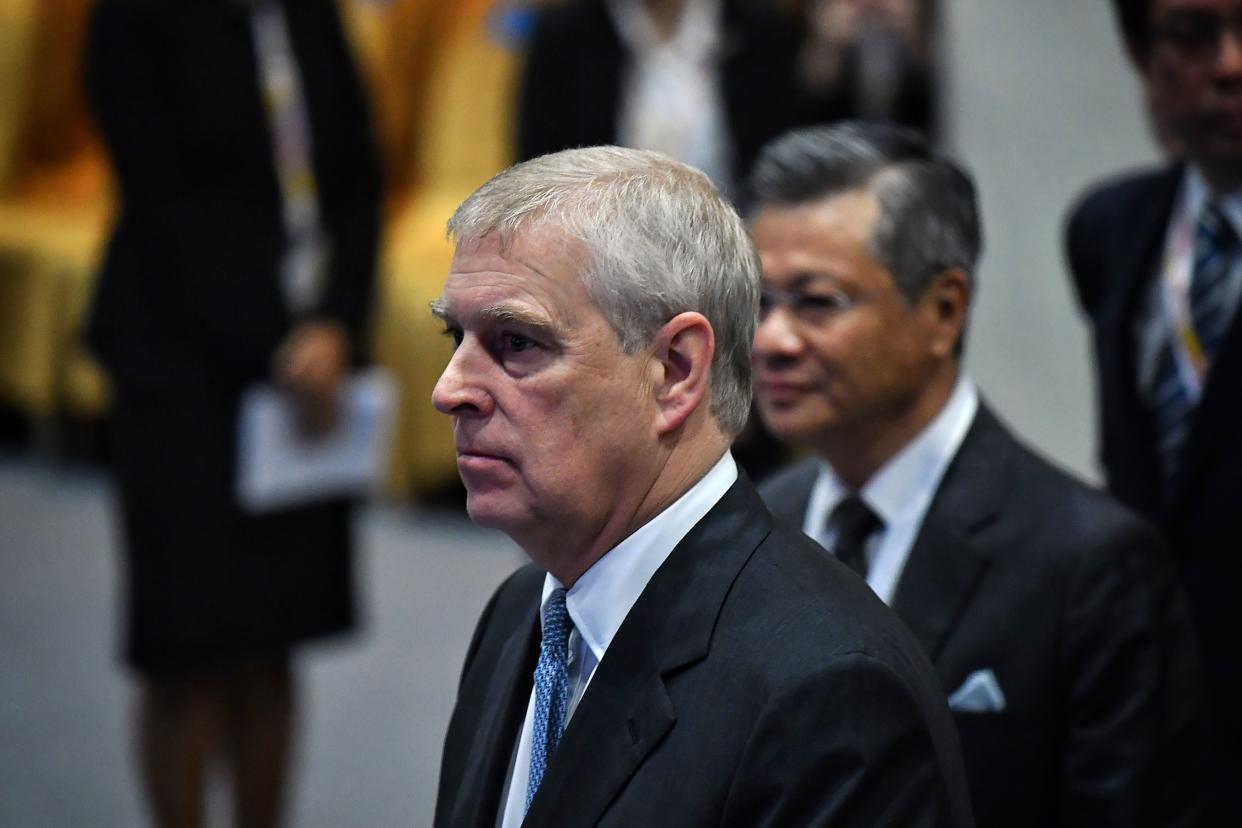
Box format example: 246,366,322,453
1198,201,1238,253
540,587,572,654
828,495,882,578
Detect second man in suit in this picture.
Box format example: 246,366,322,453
750,122,1207,827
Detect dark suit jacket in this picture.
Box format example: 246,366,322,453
436,475,974,827
86,0,381,392
517,0,803,193
760,404,1207,828
1066,166,1242,815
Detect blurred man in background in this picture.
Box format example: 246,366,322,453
1066,1,1242,820
754,122,1207,826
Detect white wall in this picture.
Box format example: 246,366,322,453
943,0,1161,481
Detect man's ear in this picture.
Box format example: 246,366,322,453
650,312,715,436
920,267,970,359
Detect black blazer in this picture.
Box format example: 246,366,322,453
760,404,1207,828
516,0,803,193
1066,167,1242,815
435,475,974,827
85,0,381,391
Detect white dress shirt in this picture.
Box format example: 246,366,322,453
802,376,978,606
497,451,738,828
606,0,735,197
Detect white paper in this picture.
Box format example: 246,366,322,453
236,368,396,513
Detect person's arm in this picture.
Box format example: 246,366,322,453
305,0,382,349
273,0,382,423
1058,515,1211,827
720,652,967,827
86,2,188,243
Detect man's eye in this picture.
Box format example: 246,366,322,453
796,293,848,313
442,327,464,348
505,334,537,353
1157,14,1221,51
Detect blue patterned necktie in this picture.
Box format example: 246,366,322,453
1149,201,1237,491
526,587,572,814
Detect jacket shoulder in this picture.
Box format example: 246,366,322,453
973,408,1166,570
1064,165,1178,313
1068,166,1172,231
756,457,819,525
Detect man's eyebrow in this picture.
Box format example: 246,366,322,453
767,271,841,289
428,298,563,335
479,304,557,329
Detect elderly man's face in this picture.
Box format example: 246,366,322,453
431,230,655,546
750,191,942,454
1144,0,1242,175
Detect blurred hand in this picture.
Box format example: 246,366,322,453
273,321,350,435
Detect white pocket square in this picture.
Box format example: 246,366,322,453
947,668,1006,713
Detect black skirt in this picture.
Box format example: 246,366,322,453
110,386,356,676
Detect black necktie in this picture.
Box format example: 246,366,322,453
828,495,882,579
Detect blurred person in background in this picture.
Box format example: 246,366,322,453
794,0,936,138
84,0,380,825
516,0,804,201
517,0,809,483
1065,0,1242,821
753,122,1209,827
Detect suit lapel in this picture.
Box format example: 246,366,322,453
891,406,1004,661
1099,168,1182,515
452,610,539,828
524,477,774,826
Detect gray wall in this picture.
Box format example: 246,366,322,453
944,0,1161,482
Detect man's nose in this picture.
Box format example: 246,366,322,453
753,307,807,364
431,340,493,416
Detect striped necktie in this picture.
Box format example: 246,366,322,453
1149,201,1237,491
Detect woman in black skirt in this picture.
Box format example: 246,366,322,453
85,0,380,824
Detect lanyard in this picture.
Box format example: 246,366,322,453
1159,201,1209,403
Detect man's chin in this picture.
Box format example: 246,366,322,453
463,491,528,534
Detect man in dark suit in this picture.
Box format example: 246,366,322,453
750,122,1207,827
430,146,973,827
1065,2,1242,820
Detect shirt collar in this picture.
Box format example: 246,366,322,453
814,375,978,525
1184,165,1242,239
539,451,738,663
606,0,722,55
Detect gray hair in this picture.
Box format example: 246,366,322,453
447,146,761,436
747,121,982,310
